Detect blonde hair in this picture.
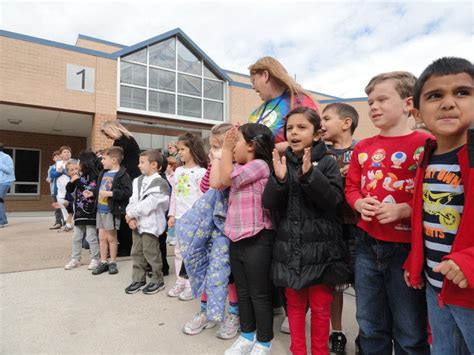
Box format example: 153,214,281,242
101,120,134,140
365,71,417,99
249,56,311,109
210,123,234,145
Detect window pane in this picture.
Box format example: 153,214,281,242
204,80,223,100
149,91,175,114
178,95,201,118
120,62,146,87
177,41,201,75
15,150,39,182
204,100,223,121
149,68,175,91
178,74,201,96
14,184,38,194
204,65,219,79
120,86,146,110
149,38,176,69
122,48,147,63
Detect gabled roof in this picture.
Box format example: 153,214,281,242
112,28,231,82
76,34,127,49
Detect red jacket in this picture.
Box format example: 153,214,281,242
404,129,474,309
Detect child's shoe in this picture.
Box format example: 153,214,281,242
280,316,290,334
125,281,146,294
250,343,271,355
87,259,100,270
92,261,109,275
225,335,256,355
182,311,217,335
178,286,194,301
167,283,185,297
142,281,165,295
64,259,81,270
216,313,240,339
108,262,118,274
329,331,347,355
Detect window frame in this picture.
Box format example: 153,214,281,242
4,147,41,196
118,36,228,124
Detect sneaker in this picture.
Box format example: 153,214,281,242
92,261,109,275
178,286,194,301
330,332,347,355
250,343,272,355
64,259,81,270
280,316,290,334
216,313,240,339
108,262,118,274
125,281,146,294
142,282,165,295
182,311,217,335
49,223,62,230
167,283,185,297
225,335,256,355
87,259,100,270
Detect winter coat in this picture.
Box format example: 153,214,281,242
176,188,230,322
66,171,99,225
263,140,352,290
94,166,132,217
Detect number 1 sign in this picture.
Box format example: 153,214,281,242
66,64,95,93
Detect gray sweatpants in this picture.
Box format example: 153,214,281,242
72,225,99,261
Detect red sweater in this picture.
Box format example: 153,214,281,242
345,131,431,243
404,131,474,309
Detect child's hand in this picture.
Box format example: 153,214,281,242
301,147,312,175
272,149,287,182
168,216,175,228
404,270,424,289
83,190,93,199
222,128,238,151
51,202,60,209
128,219,138,230
376,203,411,224
99,190,112,199
433,259,469,288
209,148,222,161
355,196,380,221
70,173,80,182
340,165,349,177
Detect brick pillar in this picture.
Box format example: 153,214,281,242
91,113,116,151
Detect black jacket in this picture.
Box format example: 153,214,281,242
114,136,141,179
95,166,132,217
66,171,99,225
263,140,352,290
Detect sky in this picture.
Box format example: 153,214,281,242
1,0,473,98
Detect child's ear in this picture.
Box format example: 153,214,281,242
313,129,322,141
405,96,414,115
342,117,353,131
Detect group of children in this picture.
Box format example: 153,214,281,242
56,56,473,355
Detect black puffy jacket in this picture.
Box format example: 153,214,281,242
263,140,352,290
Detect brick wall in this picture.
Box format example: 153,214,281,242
1,129,87,211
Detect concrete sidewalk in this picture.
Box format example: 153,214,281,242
0,215,358,354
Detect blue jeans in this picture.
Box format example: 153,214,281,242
426,283,474,354
0,183,11,225
354,230,429,355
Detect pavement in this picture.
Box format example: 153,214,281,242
0,212,358,354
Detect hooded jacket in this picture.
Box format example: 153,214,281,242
263,140,352,290
66,171,99,225
126,174,170,238
404,129,474,309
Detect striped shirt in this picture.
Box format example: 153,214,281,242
200,163,211,193
423,147,464,293
225,159,273,242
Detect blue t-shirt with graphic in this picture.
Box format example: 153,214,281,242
97,171,117,213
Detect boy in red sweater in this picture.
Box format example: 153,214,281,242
345,71,431,354
404,57,474,354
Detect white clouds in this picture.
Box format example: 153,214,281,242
1,1,472,97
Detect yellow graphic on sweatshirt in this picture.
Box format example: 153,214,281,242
176,174,191,197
